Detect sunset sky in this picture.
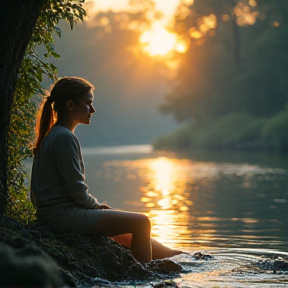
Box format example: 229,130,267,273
55,0,193,146
86,0,185,20
83,0,194,58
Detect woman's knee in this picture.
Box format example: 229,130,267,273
91,210,151,236
136,214,151,232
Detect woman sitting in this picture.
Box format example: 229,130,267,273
30,77,182,263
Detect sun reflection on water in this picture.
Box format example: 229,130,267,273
94,155,287,250
139,157,193,246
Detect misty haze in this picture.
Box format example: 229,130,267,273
54,22,179,147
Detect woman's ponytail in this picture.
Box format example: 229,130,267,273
33,97,55,154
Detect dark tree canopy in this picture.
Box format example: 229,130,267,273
155,0,288,152
0,0,43,215
162,0,288,121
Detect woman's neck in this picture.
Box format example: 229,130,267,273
54,119,76,132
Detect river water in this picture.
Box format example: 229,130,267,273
25,145,288,287
81,145,288,287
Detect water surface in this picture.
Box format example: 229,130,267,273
82,145,288,287
24,145,287,287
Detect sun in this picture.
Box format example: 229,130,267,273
140,27,175,56
139,24,187,57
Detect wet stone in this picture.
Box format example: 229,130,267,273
232,256,288,276
152,279,178,287
273,258,288,273
147,259,183,274
192,251,213,260
35,225,55,239
0,216,182,287
12,235,30,248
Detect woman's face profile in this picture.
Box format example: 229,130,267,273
71,90,96,125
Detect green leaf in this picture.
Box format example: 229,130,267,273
68,17,74,30
51,51,60,58
54,26,62,37
35,72,43,82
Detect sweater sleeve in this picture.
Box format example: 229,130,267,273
52,133,98,209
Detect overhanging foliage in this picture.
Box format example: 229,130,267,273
6,0,86,223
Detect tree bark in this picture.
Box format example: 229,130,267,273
228,0,241,64
0,0,43,215
231,11,241,64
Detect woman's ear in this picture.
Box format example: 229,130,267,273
66,100,74,111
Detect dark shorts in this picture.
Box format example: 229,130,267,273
37,205,104,234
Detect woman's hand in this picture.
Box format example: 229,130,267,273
95,202,111,209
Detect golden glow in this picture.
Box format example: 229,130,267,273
149,157,175,192
98,157,283,249
197,14,217,32
222,14,230,22
208,30,216,37
84,0,184,20
84,0,192,30
249,0,257,7
175,42,187,53
189,27,202,39
141,197,150,202
140,27,175,56
176,5,191,20
235,2,259,26
84,0,191,69
182,0,194,6
140,157,193,246
139,24,188,57
165,58,181,70
188,14,217,41
100,17,109,26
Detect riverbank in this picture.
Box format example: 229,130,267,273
0,216,182,287
153,112,288,153
1,208,288,287
7,149,288,287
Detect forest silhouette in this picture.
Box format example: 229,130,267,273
153,0,288,152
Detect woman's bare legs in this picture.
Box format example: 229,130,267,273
112,234,183,260
89,210,152,262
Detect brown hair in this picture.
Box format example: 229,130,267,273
33,77,94,153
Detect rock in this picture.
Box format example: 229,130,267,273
192,251,213,260
273,258,288,273
232,256,288,275
58,268,77,287
35,225,55,239
0,243,62,288
152,279,178,287
12,235,30,248
147,259,183,274
153,282,166,288
20,228,41,243
0,216,182,286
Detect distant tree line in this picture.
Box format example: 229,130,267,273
155,0,288,153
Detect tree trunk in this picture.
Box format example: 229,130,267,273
231,12,241,64
0,0,43,215
228,0,241,64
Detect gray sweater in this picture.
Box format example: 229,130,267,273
31,125,98,211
